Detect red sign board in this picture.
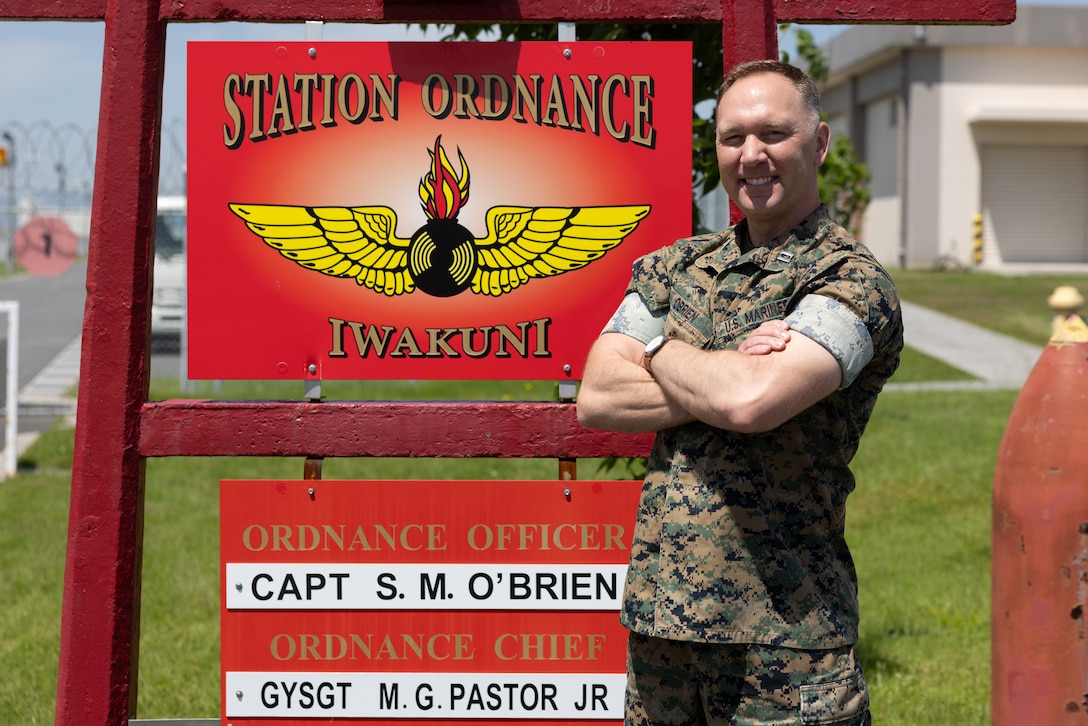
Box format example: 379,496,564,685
187,41,692,380
221,479,642,724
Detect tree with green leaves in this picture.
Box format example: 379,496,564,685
783,26,871,237
421,23,870,237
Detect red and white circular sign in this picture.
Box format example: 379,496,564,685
15,216,78,276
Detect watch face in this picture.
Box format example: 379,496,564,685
645,335,667,357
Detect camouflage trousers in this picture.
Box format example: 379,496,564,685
625,632,871,725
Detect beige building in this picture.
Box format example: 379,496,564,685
820,5,1088,270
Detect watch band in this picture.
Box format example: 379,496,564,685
642,335,669,373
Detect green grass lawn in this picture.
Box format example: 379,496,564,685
3,389,1014,724
6,268,1083,723
850,389,1010,723
887,345,976,384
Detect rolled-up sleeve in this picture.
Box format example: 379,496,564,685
601,292,667,344
785,294,873,389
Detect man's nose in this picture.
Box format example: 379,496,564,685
739,135,766,165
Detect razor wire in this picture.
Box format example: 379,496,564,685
0,118,186,265
0,118,187,217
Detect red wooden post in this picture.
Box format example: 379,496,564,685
724,0,779,69
52,1,164,723
0,1,1015,725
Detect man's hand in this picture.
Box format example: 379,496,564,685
738,319,791,355
650,328,841,434
577,332,697,433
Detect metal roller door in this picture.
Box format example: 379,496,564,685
980,144,1088,263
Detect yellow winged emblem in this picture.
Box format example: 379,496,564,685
229,137,651,298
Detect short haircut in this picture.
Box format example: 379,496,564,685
715,60,822,126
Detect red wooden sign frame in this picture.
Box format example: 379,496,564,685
0,1,1015,725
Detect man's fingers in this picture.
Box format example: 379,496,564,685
739,320,792,355
739,337,783,354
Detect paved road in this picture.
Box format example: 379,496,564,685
0,259,87,390
0,261,87,454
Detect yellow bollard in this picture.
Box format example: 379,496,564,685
972,214,983,266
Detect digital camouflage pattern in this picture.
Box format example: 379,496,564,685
620,205,903,650
625,633,871,725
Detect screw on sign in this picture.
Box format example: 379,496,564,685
15,216,78,276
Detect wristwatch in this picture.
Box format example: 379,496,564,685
642,334,670,373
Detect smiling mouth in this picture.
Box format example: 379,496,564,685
744,176,775,186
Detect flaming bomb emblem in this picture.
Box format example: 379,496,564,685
229,136,651,298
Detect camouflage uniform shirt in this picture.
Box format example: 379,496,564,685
618,205,903,649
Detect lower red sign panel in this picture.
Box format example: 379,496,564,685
221,479,642,725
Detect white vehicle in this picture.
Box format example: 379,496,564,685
151,195,186,335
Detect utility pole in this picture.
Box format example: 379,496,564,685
57,162,66,213
1,131,13,270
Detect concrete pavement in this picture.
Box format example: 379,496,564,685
18,334,81,407
888,302,1043,392
16,334,80,454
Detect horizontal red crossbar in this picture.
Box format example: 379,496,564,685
139,400,655,459
0,0,1016,24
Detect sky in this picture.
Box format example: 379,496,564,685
0,21,443,197
0,2,1085,197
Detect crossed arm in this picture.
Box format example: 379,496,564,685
576,319,843,435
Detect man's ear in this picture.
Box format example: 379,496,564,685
816,122,831,165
